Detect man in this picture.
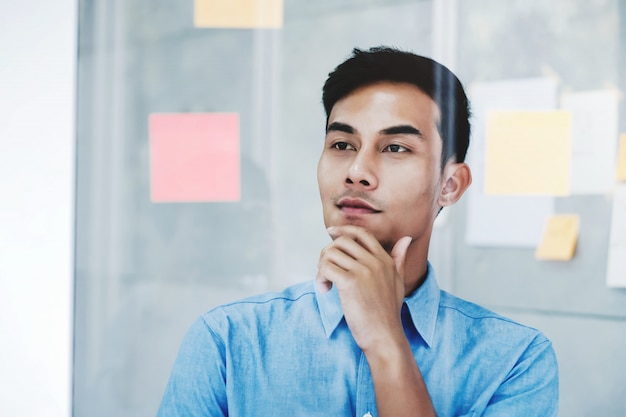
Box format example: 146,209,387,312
157,46,559,416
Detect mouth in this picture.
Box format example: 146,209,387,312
336,197,382,215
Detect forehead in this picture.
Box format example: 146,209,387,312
328,81,441,128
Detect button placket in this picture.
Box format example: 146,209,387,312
355,352,377,417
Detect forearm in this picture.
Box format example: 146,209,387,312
365,334,437,417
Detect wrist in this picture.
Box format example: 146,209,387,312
362,329,412,369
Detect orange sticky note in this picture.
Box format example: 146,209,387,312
617,134,626,182
535,214,580,261
485,111,571,196
194,0,283,28
149,113,240,202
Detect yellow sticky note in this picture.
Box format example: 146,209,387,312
535,215,580,261
617,134,626,182
194,0,283,28
485,111,571,196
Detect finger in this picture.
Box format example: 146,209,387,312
316,269,333,293
326,234,373,263
327,225,385,255
321,242,368,275
317,259,357,289
316,238,367,293
390,236,412,276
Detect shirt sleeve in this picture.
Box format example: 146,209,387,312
156,317,228,417
482,335,559,417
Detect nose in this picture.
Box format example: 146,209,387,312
345,150,377,189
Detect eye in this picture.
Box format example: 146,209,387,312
332,141,356,151
383,144,409,153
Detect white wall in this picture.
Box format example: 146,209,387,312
0,0,76,415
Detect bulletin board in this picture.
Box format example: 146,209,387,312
437,2,626,415
446,0,626,318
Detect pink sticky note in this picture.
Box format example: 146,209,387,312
149,113,240,202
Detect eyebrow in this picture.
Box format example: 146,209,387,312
326,122,355,134
380,125,423,137
326,121,423,138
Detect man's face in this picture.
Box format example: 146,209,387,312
317,81,445,252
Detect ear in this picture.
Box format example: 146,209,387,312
438,162,472,207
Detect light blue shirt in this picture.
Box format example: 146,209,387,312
157,265,558,416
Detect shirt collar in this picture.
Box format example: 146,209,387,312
404,262,440,348
315,262,440,347
315,280,344,339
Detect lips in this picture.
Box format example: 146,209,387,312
336,197,381,214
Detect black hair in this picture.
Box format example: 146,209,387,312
322,46,471,169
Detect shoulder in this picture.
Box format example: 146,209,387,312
436,291,557,386
438,290,550,346
433,292,558,416
200,281,317,329
213,280,315,310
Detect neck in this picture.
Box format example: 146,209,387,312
401,238,431,297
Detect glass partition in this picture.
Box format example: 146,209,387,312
74,2,435,415
74,1,626,416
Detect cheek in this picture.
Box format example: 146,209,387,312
317,154,331,180
317,160,329,192
394,174,441,214
317,163,338,210
317,173,331,201
318,156,345,193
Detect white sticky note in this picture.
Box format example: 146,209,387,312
465,78,557,247
607,183,626,287
561,90,620,194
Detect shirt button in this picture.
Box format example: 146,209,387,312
363,413,373,417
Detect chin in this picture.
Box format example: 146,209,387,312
376,237,396,252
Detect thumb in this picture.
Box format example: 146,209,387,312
390,236,412,276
